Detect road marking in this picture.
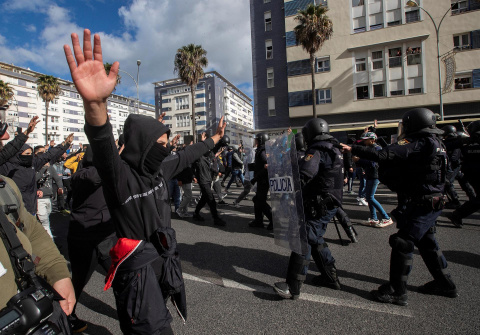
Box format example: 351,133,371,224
183,273,413,317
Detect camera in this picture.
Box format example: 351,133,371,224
0,283,62,335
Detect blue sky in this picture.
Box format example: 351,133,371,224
0,0,253,105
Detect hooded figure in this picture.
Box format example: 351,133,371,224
84,114,221,334
0,142,69,214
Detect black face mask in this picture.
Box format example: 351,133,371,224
19,154,33,167
144,142,170,175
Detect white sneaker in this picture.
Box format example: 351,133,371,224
359,198,368,206
375,218,393,228
176,209,186,218
232,201,240,208
359,218,379,226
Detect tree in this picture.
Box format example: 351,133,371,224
174,44,208,143
0,80,14,107
294,3,333,118
36,75,60,145
0,80,14,124
104,62,122,88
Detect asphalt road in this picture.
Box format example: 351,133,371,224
51,181,480,335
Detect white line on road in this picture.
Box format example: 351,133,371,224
183,273,413,318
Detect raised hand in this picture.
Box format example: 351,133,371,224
157,112,166,124
171,133,181,146
24,116,40,135
64,29,119,126
210,116,226,145
64,133,74,145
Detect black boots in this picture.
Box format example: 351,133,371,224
310,243,341,290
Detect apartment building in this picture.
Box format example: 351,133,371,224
0,61,155,148
250,0,480,135
154,71,254,145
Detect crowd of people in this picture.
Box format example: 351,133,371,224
0,28,479,335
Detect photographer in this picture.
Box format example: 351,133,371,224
0,175,74,334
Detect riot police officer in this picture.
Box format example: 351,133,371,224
446,120,480,227
274,118,343,299
249,133,273,230
343,108,457,306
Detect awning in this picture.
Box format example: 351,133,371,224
347,34,430,51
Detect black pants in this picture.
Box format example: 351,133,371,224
222,167,232,183
254,183,272,222
63,178,72,208
67,228,117,314
454,181,480,219
195,183,218,218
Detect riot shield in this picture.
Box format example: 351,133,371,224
265,133,308,255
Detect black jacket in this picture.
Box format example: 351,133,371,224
253,145,268,185
84,115,214,241
193,153,216,184
0,133,28,166
0,142,68,214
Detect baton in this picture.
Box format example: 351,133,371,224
332,215,345,246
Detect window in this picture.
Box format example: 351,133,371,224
264,0,271,3
388,48,402,68
409,88,422,94
405,10,420,23
265,40,273,59
267,68,274,88
317,89,332,104
264,12,272,31
316,56,330,72
372,51,383,70
175,96,189,110
268,96,275,116
356,58,366,72
454,34,471,50
315,0,328,6
452,0,468,14
161,98,171,103
455,76,472,89
406,47,422,65
352,0,364,6
390,90,403,96
373,84,385,97
356,86,369,100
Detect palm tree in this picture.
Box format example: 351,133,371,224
0,80,14,123
294,3,333,118
0,80,14,108
104,62,122,88
174,44,208,143
36,75,60,145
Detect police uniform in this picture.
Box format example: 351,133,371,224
352,108,457,305
249,133,273,229
274,119,343,299
447,121,480,227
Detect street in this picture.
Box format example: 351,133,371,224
51,181,480,335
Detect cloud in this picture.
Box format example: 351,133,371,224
0,0,253,104
24,24,37,32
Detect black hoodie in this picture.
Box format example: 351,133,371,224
84,115,215,241
0,142,68,214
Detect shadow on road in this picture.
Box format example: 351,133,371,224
443,250,480,269
83,322,114,335
79,292,118,320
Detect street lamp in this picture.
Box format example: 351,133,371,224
136,60,141,115
118,69,139,114
406,0,459,121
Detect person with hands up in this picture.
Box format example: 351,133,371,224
64,29,226,335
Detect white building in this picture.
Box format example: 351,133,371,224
154,71,254,146
0,61,155,149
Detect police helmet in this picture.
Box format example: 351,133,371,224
402,108,443,136
220,135,230,146
255,133,269,146
227,146,233,151
302,118,332,144
456,130,470,138
230,145,239,151
442,125,457,139
467,120,480,136
295,133,306,152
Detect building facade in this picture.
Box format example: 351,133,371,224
0,61,155,148
154,71,254,145
250,0,480,135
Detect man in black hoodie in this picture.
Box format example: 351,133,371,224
64,29,226,335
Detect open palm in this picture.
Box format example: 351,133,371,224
64,29,118,104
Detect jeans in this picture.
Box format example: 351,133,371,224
167,179,181,211
347,170,356,192
356,167,366,198
178,183,193,213
37,197,53,238
365,178,389,221
226,169,244,190
236,180,252,204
